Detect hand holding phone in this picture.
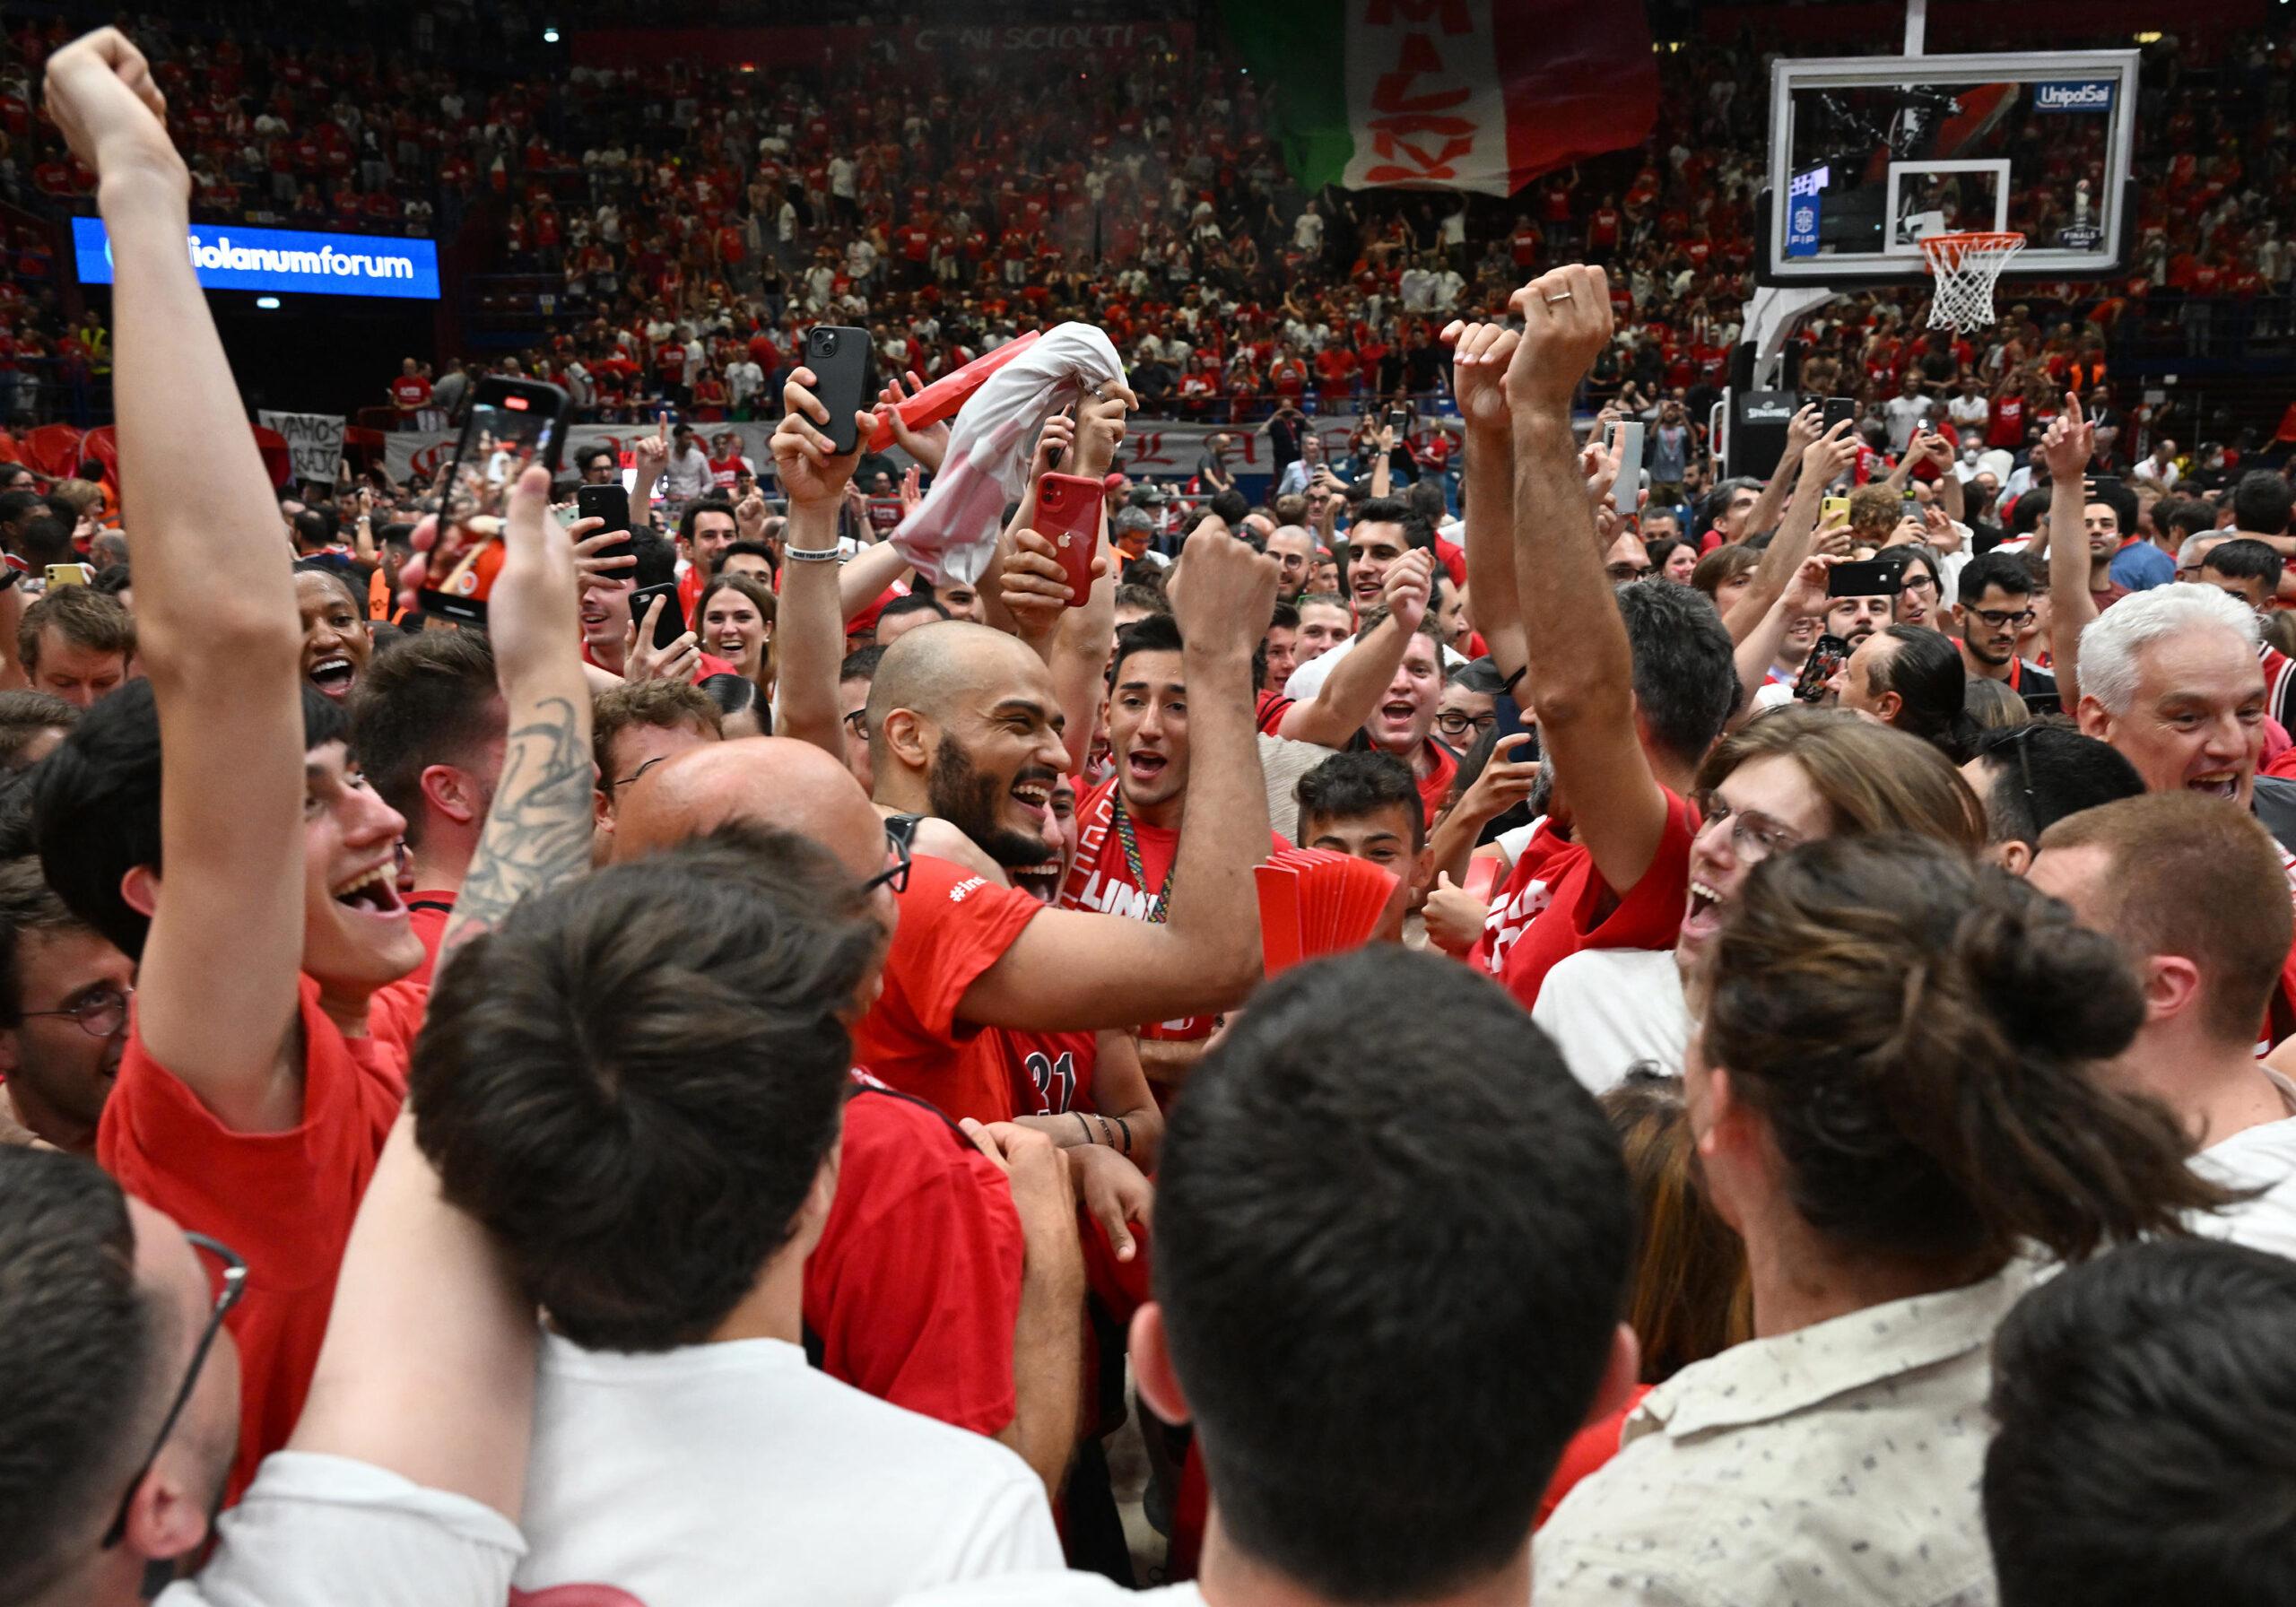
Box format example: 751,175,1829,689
1035,472,1104,606
1822,396,1857,434
804,326,874,456
576,483,631,535
418,378,571,625
1793,634,1850,703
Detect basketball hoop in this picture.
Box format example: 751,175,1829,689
1920,231,2026,333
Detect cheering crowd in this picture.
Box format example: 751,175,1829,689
13,22,2296,1607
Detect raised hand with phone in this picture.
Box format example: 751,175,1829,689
768,366,879,764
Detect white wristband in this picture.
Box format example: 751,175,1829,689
783,544,841,563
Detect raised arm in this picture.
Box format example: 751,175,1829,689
49,31,306,1132
2041,394,2100,706
1275,548,1431,745
1739,402,1822,543
961,523,1277,1029
1441,317,1526,681
436,467,596,962
770,369,879,761
1729,555,1838,728
1726,421,1856,642
1504,265,1671,899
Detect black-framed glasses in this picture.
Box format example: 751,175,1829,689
1434,709,1495,738
608,754,670,792
841,708,869,738
1969,606,2038,630
22,984,133,1038
862,818,914,896
102,1234,247,1549
1606,562,1655,583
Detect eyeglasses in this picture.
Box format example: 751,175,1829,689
608,754,670,792
1434,709,1496,738
1695,792,1802,864
22,985,133,1038
1900,573,1939,595
1968,606,2038,630
841,708,869,738
1606,563,1655,583
102,1233,247,1549
862,817,914,896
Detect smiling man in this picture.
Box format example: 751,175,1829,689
2076,583,2296,852
1339,498,1413,617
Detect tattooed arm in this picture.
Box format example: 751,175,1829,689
438,465,596,966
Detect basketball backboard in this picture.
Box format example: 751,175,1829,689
1758,50,2138,287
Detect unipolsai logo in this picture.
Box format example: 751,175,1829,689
2034,80,2114,114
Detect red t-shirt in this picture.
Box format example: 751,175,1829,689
804,1079,1024,1434
100,977,403,1503
1254,688,1295,735
989,1026,1100,1117
389,375,430,410
1405,737,1460,828
1058,778,1288,1041
1473,789,1700,1012
404,889,456,988
851,853,1044,1123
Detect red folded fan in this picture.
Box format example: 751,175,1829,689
865,331,1043,453
1256,848,1399,977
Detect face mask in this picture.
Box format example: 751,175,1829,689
1962,447,1981,464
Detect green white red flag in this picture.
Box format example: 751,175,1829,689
1226,0,1660,196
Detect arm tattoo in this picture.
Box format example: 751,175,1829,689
439,695,592,963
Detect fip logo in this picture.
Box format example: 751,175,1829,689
2034,80,2115,114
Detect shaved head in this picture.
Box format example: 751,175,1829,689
613,737,884,879
867,620,1057,742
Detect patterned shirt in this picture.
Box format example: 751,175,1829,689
1535,1267,2037,1607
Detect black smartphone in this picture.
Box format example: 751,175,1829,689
804,325,873,456
1827,559,1905,597
1794,634,1850,703
628,581,686,651
418,377,570,626
1822,396,1857,434
576,482,630,534
2022,691,2064,718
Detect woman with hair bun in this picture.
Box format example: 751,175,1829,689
1537,836,2233,1606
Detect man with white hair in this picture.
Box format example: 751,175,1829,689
2074,582,2296,853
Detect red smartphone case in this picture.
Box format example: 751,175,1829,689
1036,473,1103,604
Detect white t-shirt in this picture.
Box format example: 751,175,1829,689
899,1574,1204,1606
161,1452,524,1607
1530,947,1692,1090
517,1333,1061,1605
2191,1071,2296,1258
1282,632,1467,701
1884,393,1932,452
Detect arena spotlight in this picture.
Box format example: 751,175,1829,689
543,26,560,42
255,296,281,309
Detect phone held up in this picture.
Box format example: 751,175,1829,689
1034,473,1103,606
805,326,874,457
1822,395,1857,435
417,378,571,627
1826,559,1904,598
576,482,631,536
1793,634,1850,704
627,581,686,652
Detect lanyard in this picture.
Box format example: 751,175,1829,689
1110,792,1174,925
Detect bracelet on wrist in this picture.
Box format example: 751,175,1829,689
1074,1112,1094,1146
1113,1116,1133,1155
783,544,841,563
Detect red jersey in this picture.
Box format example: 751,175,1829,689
403,888,457,988
389,375,430,410
1058,778,1288,1041
804,1079,1024,1434
852,853,1044,1123
101,977,403,1504
1472,789,1700,1012
987,1025,1100,1118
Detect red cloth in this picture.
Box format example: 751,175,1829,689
991,1025,1101,1117
580,641,737,684
1409,738,1460,828
1059,778,1288,1041
1473,789,1700,1012
804,1081,1024,1435
852,854,1043,1124
1253,687,1295,735
403,889,457,989
100,977,402,1503
1536,1385,1655,1527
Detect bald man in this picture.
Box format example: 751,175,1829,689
612,737,1087,1498
849,535,1280,1123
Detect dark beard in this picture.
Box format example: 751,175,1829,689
928,734,1053,870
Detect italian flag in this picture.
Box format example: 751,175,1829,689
1225,0,1659,197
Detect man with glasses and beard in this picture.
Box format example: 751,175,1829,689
1952,550,2057,702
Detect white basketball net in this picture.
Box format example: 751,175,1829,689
1921,231,2026,333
